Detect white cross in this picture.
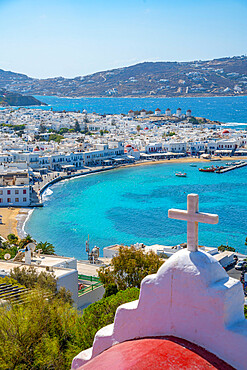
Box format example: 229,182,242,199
168,193,219,252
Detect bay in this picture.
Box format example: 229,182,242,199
33,95,247,124
26,161,247,259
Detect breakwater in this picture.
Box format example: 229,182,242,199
216,161,247,174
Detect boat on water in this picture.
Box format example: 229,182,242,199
190,164,197,167
175,172,187,177
199,166,215,173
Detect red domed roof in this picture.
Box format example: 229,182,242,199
34,148,39,152
166,108,171,111
187,109,191,112
155,108,161,111
125,144,132,147
80,337,232,370
144,127,149,130
222,129,230,134
128,110,134,113
177,107,181,110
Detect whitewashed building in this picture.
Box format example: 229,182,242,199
0,168,30,206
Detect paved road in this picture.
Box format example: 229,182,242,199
226,265,241,280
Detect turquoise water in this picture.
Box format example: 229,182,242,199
34,95,247,124
26,162,247,259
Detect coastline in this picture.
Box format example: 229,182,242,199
16,208,34,239
110,155,247,169
35,94,247,99
3,155,247,240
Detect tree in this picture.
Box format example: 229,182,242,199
10,266,57,292
98,246,163,295
59,127,69,135
48,133,64,143
39,123,47,133
245,237,247,247
0,286,139,369
74,120,80,132
18,234,34,248
218,244,236,252
7,233,18,245
136,125,141,132
36,241,55,255
81,288,139,349
0,290,78,369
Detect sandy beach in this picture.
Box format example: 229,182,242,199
0,207,21,240
121,156,247,169
0,155,246,240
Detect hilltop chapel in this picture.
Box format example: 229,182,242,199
72,194,247,369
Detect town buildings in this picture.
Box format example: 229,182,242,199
0,107,246,206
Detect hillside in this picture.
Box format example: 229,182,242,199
0,89,45,106
0,55,247,98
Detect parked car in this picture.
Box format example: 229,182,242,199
235,261,247,270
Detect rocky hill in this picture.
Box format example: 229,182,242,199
0,89,45,106
0,55,247,98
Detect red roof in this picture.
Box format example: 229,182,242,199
187,109,191,112
80,337,233,370
155,108,161,111
34,148,39,152
222,129,230,134
125,144,132,148
166,108,171,111
144,127,149,130
177,107,181,110
128,110,134,113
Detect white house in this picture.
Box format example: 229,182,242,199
0,168,31,206
163,141,187,153
187,141,206,155
145,142,163,153
0,185,30,206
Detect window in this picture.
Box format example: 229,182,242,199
23,198,27,202
23,189,27,194
15,190,19,194
0,199,2,203
7,198,11,203
15,198,19,202
7,190,10,195
0,190,2,195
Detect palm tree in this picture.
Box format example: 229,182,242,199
36,241,55,255
18,234,34,248
7,233,19,245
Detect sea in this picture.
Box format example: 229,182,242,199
33,95,247,127
20,96,247,259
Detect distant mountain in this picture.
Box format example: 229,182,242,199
0,56,247,98
0,88,45,107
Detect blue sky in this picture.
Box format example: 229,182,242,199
0,0,246,78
